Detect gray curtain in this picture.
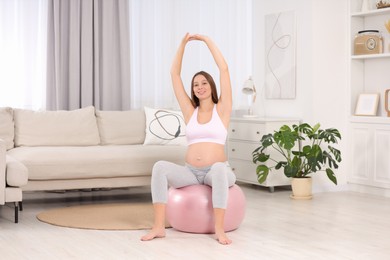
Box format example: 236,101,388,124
46,0,131,110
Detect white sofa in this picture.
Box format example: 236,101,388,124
0,106,186,223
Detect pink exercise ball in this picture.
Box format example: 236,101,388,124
166,184,246,234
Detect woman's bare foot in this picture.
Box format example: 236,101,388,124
215,228,232,245
140,227,166,241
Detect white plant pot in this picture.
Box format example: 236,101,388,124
290,177,312,200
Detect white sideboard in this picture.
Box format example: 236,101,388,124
227,117,300,192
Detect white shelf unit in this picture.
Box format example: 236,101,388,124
350,2,390,118
348,1,390,189
351,52,390,59
351,5,390,17
227,117,300,192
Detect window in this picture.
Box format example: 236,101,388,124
0,0,48,109
129,0,253,109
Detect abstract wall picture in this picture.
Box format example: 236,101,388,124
265,11,296,99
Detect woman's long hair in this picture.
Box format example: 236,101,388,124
190,71,218,107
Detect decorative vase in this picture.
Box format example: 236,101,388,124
385,89,390,117
291,177,312,200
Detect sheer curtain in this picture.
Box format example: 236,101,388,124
129,0,253,110
0,0,252,110
0,0,48,110
46,0,131,111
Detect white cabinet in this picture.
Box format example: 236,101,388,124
227,117,299,192
349,119,390,188
348,1,390,190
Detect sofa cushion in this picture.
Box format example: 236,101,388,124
7,145,186,180
0,107,14,150
96,110,145,145
14,106,100,146
6,155,28,187
143,107,187,146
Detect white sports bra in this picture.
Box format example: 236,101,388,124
185,104,227,145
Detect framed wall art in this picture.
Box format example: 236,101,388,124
264,10,296,99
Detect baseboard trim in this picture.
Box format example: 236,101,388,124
347,183,390,198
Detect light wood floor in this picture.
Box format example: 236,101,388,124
1,183,390,260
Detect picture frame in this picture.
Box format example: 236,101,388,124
355,93,380,116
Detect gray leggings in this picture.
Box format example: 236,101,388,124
151,160,236,209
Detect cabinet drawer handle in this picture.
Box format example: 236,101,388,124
231,148,236,152
232,167,236,171
256,131,260,135
232,129,236,133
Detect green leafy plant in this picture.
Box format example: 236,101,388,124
252,123,342,185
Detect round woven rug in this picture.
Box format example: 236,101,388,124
36,203,170,230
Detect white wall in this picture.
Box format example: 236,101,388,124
130,0,253,110
252,0,349,192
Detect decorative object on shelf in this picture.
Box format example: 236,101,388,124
385,19,390,52
385,89,390,116
354,93,380,116
385,19,390,32
354,30,383,55
361,0,370,11
252,123,342,199
376,0,390,9
242,76,257,117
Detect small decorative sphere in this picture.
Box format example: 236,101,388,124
166,184,246,234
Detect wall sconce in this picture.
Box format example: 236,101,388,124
242,76,257,117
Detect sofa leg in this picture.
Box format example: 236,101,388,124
14,202,19,223
19,201,23,211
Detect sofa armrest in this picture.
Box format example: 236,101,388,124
6,155,28,187
0,139,6,204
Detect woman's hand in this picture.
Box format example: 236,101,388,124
188,34,232,120
181,33,191,46
188,34,209,42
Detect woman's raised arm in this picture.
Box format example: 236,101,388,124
190,35,232,119
170,33,194,123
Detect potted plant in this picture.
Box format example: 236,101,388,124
252,123,342,199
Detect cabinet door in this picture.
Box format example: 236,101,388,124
373,127,390,187
349,125,372,184
349,123,390,188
